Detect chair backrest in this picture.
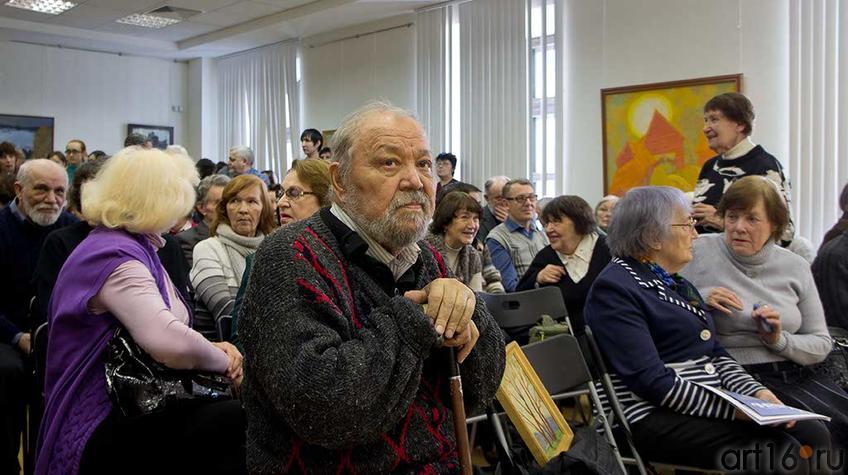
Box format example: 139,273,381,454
480,286,568,330
32,322,49,392
217,315,233,342
522,333,593,396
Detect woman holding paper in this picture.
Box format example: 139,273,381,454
586,185,830,473
683,176,848,452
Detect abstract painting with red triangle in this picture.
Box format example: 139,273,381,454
601,75,741,196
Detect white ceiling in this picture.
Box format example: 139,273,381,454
0,0,438,59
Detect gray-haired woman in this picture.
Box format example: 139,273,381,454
585,186,830,473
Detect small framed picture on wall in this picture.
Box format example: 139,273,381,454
127,124,175,150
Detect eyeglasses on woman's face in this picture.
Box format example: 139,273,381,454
670,216,697,230
280,186,315,200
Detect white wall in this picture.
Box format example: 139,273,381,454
0,41,188,157
187,57,219,161
562,0,790,203
301,15,416,132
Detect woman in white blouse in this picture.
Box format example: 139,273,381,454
517,195,612,336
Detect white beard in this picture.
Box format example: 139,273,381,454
25,204,62,226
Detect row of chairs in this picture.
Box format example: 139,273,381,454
480,286,719,474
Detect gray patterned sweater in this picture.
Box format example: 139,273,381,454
239,208,505,474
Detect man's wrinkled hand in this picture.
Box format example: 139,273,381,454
442,321,480,363
404,278,476,340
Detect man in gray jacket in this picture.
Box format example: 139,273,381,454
239,101,505,473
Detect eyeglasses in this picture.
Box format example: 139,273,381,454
671,217,697,230
504,194,538,203
280,186,316,200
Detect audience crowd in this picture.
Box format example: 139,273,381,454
0,92,847,474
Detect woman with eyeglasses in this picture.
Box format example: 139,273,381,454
277,158,332,225
229,159,332,349
585,185,830,473
683,176,848,453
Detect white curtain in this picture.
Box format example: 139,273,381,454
789,0,848,245
218,41,301,177
416,7,448,155
459,0,528,190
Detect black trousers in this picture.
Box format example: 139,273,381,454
0,343,25,475
631,408,833,474
747,362,848,454
79,399,246,475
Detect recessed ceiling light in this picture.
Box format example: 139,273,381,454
4,0,76,15
116,13,181,29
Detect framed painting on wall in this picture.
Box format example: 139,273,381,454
0,114,54,159
496,341,574,466
601,74,742,196
127,124,174,150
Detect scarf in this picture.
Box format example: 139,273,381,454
640,259,706,309
215,223,264,284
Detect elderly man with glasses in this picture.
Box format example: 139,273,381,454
485,178,549,292
238,101,505,473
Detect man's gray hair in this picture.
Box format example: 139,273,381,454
502,178,534,198
17,159,67,188
484,175,510,196
196,174,231,205
229,145,255,165
331,100,419,189
606,186,691,259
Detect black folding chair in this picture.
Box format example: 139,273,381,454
480,286,569,344
216,315,233,342
522,334,627,474
24,321,49,475
583,328,720,475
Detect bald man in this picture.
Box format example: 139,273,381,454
0,159,77,473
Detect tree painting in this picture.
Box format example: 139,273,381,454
497,342,573,465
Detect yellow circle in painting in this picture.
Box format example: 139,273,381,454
628,93,673,136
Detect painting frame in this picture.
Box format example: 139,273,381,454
601,74,742,195
496,341,574,466
127,123,175,150
0,113,55,159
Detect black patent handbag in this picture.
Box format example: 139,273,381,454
103,327,232,418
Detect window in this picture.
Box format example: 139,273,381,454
529,0,557,196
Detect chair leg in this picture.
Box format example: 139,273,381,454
587,383,627,475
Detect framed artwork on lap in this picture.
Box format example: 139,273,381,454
496,341,574,466
601,74,741,195
127,124,175,150
0,114,54,159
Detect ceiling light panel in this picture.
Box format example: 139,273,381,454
116,13,182,29
4,0,76,15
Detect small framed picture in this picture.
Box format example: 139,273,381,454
127,124,175,150
496,341,574,466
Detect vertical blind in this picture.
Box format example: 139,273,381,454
218,42,301,176
415,7,448,156
789,0,848,245
459,0,529,190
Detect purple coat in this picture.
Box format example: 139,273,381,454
36,227,173,475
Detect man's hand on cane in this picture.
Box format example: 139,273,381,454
405,278,480,362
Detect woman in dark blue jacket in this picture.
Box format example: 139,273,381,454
585,186,830,474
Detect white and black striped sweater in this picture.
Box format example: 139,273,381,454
586,257,766,425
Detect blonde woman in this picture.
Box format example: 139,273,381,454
37,147,245,475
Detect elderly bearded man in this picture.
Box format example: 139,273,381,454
0,159,77,473
239,102,505,473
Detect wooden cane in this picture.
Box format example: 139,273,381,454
447,346,473,475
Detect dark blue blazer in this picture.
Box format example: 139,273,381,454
585,257,764,424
